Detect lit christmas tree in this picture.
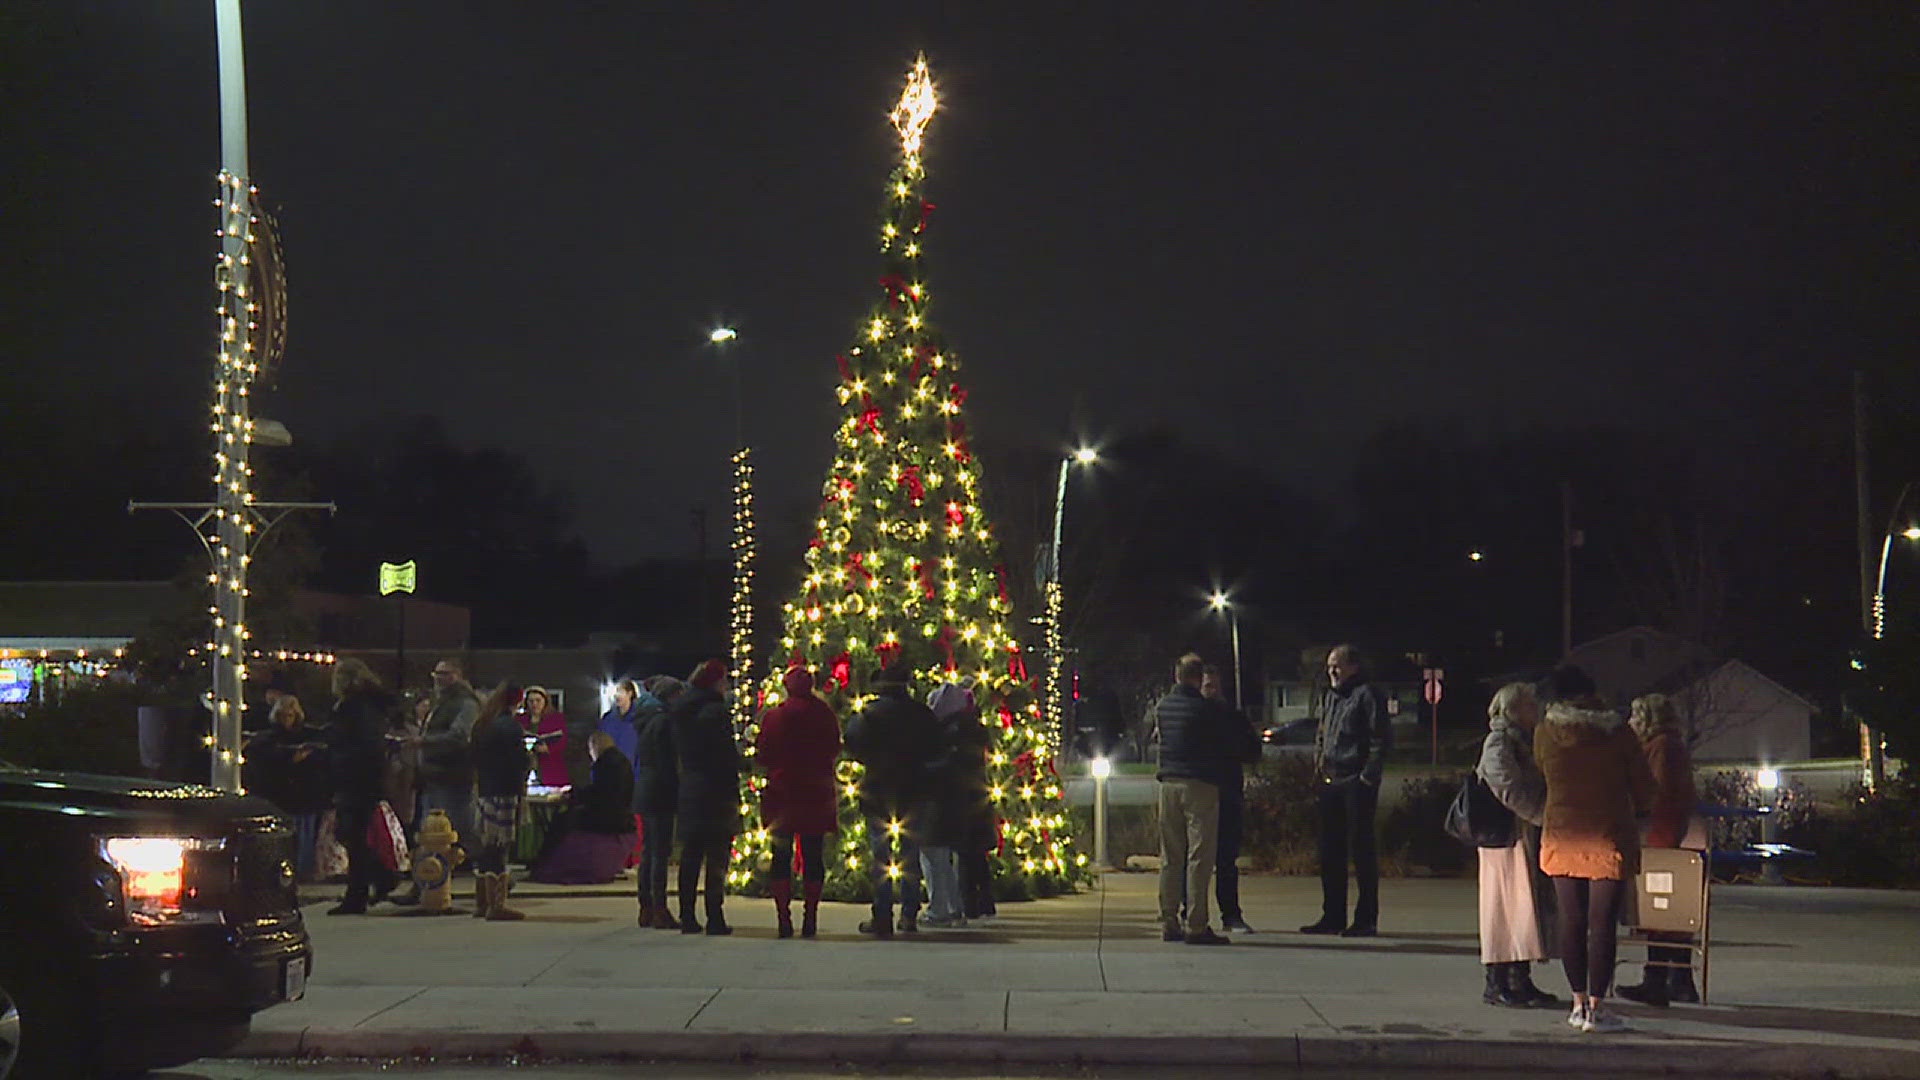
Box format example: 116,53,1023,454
730,56,1085,901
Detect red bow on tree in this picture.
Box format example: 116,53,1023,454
902,465,926,504
829,652,852,690
997,704,1016,730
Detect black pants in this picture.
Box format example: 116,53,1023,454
677,829,731,919
337,802,393,905
639,810,674,905
1216,784,1245,922
1553,876,1625,997
770,832,825,884
958,850,994,917
1316,778,1380,927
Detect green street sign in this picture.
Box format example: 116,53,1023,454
378,561,418,596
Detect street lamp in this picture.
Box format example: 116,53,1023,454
1044,446,1099,746
706,327,754,731
1207,590,1243,710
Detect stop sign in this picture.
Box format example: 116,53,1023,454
1423,667,1444,705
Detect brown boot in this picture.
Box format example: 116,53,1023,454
487,870,526,921
471,872,493,918
771,879,794,938
801,881,822,938
637,899,652,928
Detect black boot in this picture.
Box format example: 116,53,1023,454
1667,964,1700,1004
1483,963,1527,1007
1661,945,1699,1003
1509,961,1561,1008
1616,963,1669,1008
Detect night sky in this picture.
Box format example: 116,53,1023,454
7,2,1916,565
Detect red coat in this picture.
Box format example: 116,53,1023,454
755,671,842,836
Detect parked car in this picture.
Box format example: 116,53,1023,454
0,759,313,1078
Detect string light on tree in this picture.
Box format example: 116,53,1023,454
731,54,1085,899
731,448,757,730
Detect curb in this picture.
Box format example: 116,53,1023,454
235,1029,1920,1078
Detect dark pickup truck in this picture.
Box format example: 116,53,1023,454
0,761,312,1078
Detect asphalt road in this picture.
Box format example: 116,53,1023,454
162,1062,1692,1080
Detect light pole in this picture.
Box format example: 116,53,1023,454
1044,446,1098,747
1861,480,1918,790
710,327,754,731
1207,590,1243,710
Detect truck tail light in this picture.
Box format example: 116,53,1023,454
98,837,226,926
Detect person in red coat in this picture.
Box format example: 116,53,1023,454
755,666,842,938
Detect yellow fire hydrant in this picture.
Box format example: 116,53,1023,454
410,809,465,915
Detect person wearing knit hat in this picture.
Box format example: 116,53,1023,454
754,666,842,937
669,660,740,935
632,675,685,929
689,658,727,692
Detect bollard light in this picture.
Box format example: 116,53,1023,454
1757,768,1779,792
1090,756,1112,780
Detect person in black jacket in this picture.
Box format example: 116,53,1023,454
843,665,943,938
529,731,637,883
672,660,740,936
324,659,400,915
1155,653,1235,945
1302,643,1393,937
470,683,532,921
246,694,330,882
633,675,683,928
1204,665,1263,933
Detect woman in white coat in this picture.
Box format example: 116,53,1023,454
1475,682,1560,1008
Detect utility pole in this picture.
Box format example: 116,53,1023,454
1560,481,1574,660
1852,371,1886,790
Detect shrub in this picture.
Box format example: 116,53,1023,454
1698,769,1817,851
1381,773,1470,876
1241,754,1320,873
1785,770,1920,888
0,680,150,775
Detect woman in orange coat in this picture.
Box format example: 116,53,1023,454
1617,693,1700,1006
1535,666,1655,1034
754,666,842,938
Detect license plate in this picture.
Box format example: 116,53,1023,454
283,956,307,1002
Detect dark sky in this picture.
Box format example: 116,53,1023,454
7,2,1916,565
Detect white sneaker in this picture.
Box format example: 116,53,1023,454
1566,1002,1588,1029
1582,1006,1629,1034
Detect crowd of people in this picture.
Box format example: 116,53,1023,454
1149,642,1701,1037
241,652,1004,939
247,641,1700,1026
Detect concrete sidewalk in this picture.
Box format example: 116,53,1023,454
242,873,1920,1077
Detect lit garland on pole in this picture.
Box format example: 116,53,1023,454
730,447,757,729
208,168,260,791
728,55,1085,899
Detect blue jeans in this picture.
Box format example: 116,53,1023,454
920,845,961,920
417,783,475,856
291,812,320,882
866,818,922,923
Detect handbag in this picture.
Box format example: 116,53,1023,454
1445,772,1516,848
367,800,412,874
313,810,350,880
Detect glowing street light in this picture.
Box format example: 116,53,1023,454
1468,550,1485,562
709,326,738,344
1205,590,1243,709
1074,446,1099,466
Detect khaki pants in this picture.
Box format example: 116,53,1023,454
1158,777,1220,933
